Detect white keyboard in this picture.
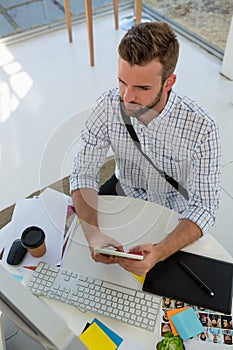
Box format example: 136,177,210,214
27,262,161,332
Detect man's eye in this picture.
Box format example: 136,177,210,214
140,86,150,91
118,79,126,85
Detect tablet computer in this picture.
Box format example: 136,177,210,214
143,250,233,315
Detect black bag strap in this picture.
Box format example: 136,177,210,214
120,105,189,201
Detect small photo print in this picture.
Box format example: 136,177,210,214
208,313,221,328
198,312,208,327
221,315,232,330
161,322,172,337
223,330,233,345
174,300,185,309
162,297,173,309
198,330,209,342
162,309,169,323
209,328,222,344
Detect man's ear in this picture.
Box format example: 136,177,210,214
164,74,176,92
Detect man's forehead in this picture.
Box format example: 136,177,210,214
118,57,163,83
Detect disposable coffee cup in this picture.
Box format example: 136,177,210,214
21,226,46,258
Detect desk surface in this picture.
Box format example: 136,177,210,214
44,195,232,350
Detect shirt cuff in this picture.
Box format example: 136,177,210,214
179,206,215,235
69,174,99,193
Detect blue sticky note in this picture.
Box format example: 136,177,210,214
91,318,123,347
171,307,204,341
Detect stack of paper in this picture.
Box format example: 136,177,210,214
79,318,147,350
0,188,78,272
79,319,123,350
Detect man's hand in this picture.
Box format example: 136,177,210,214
110,243,159,276
111,219,202,275
85,226,124,264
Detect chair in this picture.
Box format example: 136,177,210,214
135,0,142,24
63,0,119,66
63,0,142,67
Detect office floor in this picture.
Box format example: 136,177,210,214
1,9,233,349
0,0,130,37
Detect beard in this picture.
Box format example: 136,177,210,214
120,83,164,119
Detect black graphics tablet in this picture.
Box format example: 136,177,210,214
142,251,233,315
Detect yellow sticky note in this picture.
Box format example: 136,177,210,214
79,323,117,350
131,273,146,284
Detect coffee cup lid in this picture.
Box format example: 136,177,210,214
21,226,45,249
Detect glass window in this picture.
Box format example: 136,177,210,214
143,0,233,52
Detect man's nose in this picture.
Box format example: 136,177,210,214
123,87,136,103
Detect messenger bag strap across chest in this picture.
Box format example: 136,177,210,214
120,105,189,201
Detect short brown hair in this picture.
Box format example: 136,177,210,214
118,21,179,81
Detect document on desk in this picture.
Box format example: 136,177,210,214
118,339,147,349
0,188,76,269
0,222,11,258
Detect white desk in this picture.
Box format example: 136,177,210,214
41,196,232,350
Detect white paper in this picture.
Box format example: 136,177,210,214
39,187,69,234
0,222,14,256
118,338,147,350
2,188,69,268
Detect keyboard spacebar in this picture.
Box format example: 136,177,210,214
102,281,136,296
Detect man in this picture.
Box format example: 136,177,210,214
70,22,220,276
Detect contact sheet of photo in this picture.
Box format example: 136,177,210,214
161,297,233,345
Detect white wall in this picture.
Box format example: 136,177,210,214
221,15,233,80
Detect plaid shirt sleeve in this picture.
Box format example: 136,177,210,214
70,97,111,193
179,119,221,234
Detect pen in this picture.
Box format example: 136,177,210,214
178,260,215,297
